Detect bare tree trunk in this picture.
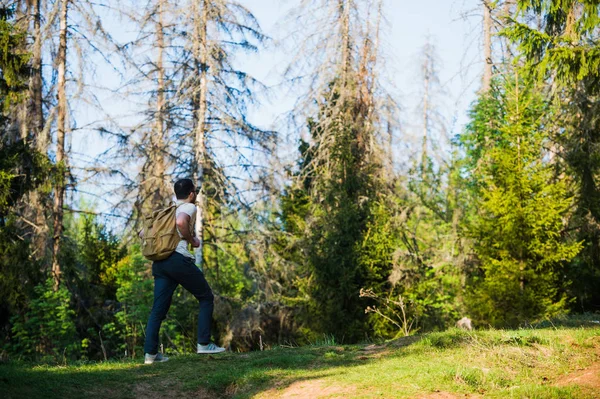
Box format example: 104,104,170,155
154,0,167,205
387,118,393,170
421,45,430,172
482,0,493,93
11,0,49,263
15,2,29,141
31,0,45,151
359,0,382,160
28,0,49,262
339,0,351,87
357,25,370,155
137,0,169,214
193,0,209,270
52,0,68,289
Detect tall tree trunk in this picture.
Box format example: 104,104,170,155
52,0,68,289
482,0,493,93
15,1,29,141
31,0,45,151
193,0,208,270
154,0,167,205
356,0,381,160
6,1,29,143
27,0,49,261
387,118,393,170
421,45,431,172
138,0,168,213
339,0,351,88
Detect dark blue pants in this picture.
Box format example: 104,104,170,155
143,252,214,355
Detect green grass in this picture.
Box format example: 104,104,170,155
1,326,599,398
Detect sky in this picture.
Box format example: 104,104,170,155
240,0,483,132
238,0,484,167
69,0,485,218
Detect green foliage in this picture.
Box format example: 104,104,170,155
461,75,581,327
279,79,469,340
110,246,153,358
359,146,469,338
503,1,600,312
0,142,52,216
0,7,49,336
0,120,51,353
409,163,467,329
58,209,126,360
0,216,43,325
271,140,314,306
301,101,386,340
8,279,80,361
371,165,465,336
274,78,393,341
0,5,29,114
504,1,600,90
74,210,125,295
0,6,45,218
401,265,463,333
358,200,397,289
202,210,253,300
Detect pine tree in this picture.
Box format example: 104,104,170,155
0,3,50,344
503,0,600,311
277,0,400,341
462,74,581,327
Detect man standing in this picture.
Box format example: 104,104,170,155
143,178,225,364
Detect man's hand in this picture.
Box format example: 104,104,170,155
191,237,201,248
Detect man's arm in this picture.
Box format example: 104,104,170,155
176,213,200,247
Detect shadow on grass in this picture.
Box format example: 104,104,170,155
530,313,600,330
1,359,150,399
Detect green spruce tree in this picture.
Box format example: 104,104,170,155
462,74,581,327
0,5,51,347
504,0,600,311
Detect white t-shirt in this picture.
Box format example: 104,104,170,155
175,201,196,259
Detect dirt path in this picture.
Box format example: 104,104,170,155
555,335,600,393
255,379,356,399
555,362,600,390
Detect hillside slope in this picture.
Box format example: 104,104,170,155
2,327,599,398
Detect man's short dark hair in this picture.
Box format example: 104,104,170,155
174,179,195,199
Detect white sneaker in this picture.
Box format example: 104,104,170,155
197,342,226,354
144,352,169,364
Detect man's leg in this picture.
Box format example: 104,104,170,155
144,274,178,355
174,258,214,345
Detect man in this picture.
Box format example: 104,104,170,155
143,178,225,364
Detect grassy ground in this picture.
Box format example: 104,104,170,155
1,326,599,399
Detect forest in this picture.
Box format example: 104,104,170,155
1,0,599,364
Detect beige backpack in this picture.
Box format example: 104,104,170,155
140,203,180,261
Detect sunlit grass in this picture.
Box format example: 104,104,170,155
2,326,599,398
